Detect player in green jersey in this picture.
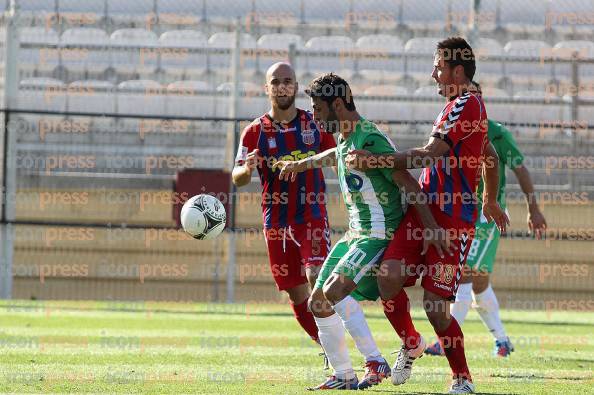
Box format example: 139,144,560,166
273,73,450,390
425,81,547,358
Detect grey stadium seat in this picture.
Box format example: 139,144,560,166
110,29,159,79
355,35,404,82
159,30,208,80
19,27,60,78
208,32,258,74
60,28,110,78
257,33,303,72
304,36,355,79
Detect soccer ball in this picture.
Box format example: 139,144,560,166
180,194,226,240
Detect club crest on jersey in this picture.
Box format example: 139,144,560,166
302,129,316,145
267,137,277,149
345,174,364,192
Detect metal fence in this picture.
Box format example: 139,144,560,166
0,0,592,309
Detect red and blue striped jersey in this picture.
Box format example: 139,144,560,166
420,92,488,224
235,109,336,229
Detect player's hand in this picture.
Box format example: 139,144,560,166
271,160,305,182
345,150,373,171
244,149,261,171
528,208,547,239
482,201,510,233
421,226,457,258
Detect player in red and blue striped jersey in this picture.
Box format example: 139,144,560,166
346,37,509,394
232,63,336,351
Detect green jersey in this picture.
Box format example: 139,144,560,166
476,120,524,210
336,118,404,239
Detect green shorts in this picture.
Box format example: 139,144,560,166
465,219,501,273
315,236,389,302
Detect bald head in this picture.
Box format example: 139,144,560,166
265,62,297,111
266,62,296,82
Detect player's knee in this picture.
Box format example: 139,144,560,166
471,272,490,294
376,261,401,299
308,289,324,312
305,265,321,289
322,283,339,305
425,309,450,332
307,295,316,314
322,279,348,305
423,296,451,331
286,283,309,305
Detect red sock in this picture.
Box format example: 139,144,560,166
290,300,319,343
382,290,420,349
436,318,471,381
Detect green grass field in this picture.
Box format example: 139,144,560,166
0,300,592,394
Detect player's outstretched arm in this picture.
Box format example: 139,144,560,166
392,170,457,258
512,165,547,239
482,143,510,233
232,148,261,187
345,137,450,171
272,148,336,182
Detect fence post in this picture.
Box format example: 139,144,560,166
468,0,481,46
569,51,579,190
225,18,242,304
0,1,20,299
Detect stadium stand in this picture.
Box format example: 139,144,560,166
158,29,208,80
60,27,110,79
18,27,60,78
3,0,593,303
256,33,302,72
110,28,159,80
303,35,355,78
355,34,404,82
207,32,257,75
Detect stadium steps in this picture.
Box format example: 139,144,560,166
12,227,594,290
11,186,594,294
13,188,593,231
12,276,282,302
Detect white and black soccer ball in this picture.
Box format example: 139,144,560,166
180,194,226,240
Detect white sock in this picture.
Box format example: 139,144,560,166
314,313,355,379
333,296,382,362
473,285,507,341
450,282,473,325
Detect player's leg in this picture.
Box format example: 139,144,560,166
424,290,474,393
421,228,474,393
450,257,476,326
469,224,513,356
377,208,426,385
308,239,358,390
453,221,493,325
322,238,391,389
284,218,330,344
426,263,473,357
264,227,318,342
285,283,319,343
427,220,497,356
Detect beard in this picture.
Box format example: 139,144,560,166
273,95,296,110
437,83,446,97
325,107,340,134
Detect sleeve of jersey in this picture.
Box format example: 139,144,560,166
431,95,481,148
320,130,337,150
234,124,258,167
362,134,397,183
498,125,524,169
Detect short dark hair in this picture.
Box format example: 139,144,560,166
436,37,476,80
305,73,356,111
470,80,482,94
